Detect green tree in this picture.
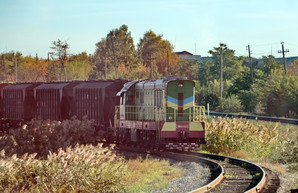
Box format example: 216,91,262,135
197,60,217,85
260,55,283,75
208,43,245,81
67,52,92,80
137,30,178,77
92,25,138,79
253,72,298,117
0,51,22,82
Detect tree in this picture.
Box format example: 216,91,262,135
137,30,178,78
197,60,217,85
260,55,283,75
18,56,49,81
252,72,298,117
50,39,70,80
208,43,245,81
0,51,22,82
288,57,298,76
92,25,138,79
67,52,93,80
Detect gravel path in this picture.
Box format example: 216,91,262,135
154,160,212,193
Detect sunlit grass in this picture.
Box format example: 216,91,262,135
124,157,183,193
0,119,184,192
202,117,298,170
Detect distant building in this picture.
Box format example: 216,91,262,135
175,51,213,62
175,51,201,61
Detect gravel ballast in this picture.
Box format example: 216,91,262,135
154,160,212,193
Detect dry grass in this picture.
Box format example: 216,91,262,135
0,117,98,157
205,117,278,155
0,119,184,192
204,117,298,167
124,157,183,192
0,144,126,193
203,117,298,192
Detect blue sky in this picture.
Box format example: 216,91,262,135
1,0,298,58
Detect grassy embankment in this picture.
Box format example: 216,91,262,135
0,119,183,192
201,117,298,189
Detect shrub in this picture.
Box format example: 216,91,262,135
253,73,298,118
0,144,127,193
218,95,243,113
0,118,98,157
205,117,298,168
237,90,258,112
205,117,278,156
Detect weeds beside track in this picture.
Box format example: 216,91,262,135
116,145,280,192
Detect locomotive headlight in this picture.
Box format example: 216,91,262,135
168,116,173,120
178,82,184,88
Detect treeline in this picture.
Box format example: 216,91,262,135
197,44,298,118
0,25,297,118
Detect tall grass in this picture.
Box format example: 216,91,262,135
204,117,298,169
0,117,97,157
0,119,183,192
0,144,126,192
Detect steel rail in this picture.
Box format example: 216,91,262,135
116,145,273,192
207,112,298,125
116,145,224,192
154,151,225,193
188,152,267,193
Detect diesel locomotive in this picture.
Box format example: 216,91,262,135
0,76,205,150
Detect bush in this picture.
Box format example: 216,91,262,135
253,73,298,118
0,144,126,193
205,117,278,156
238,90,258,112
205,117,298,168
268,124,298,167
0,118,98,157
218,95,243,113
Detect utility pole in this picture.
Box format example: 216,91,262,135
48,52,53,66
247,45,253,82
219,44,225,99
14,52,18,82
150,53,153,79
105,56,107,79
278,42,289,75
166,50,169,74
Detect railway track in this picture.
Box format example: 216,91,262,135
116,145,280,192
207,112,298,125
186,152,280,193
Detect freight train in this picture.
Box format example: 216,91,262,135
0,76,205,150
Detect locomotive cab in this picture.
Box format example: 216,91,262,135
115,76,205,150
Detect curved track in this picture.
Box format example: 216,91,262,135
186,152,280,193
116,145,280,193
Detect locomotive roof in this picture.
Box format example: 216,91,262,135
116,76,189,96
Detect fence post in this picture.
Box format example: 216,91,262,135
207,103,210,116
